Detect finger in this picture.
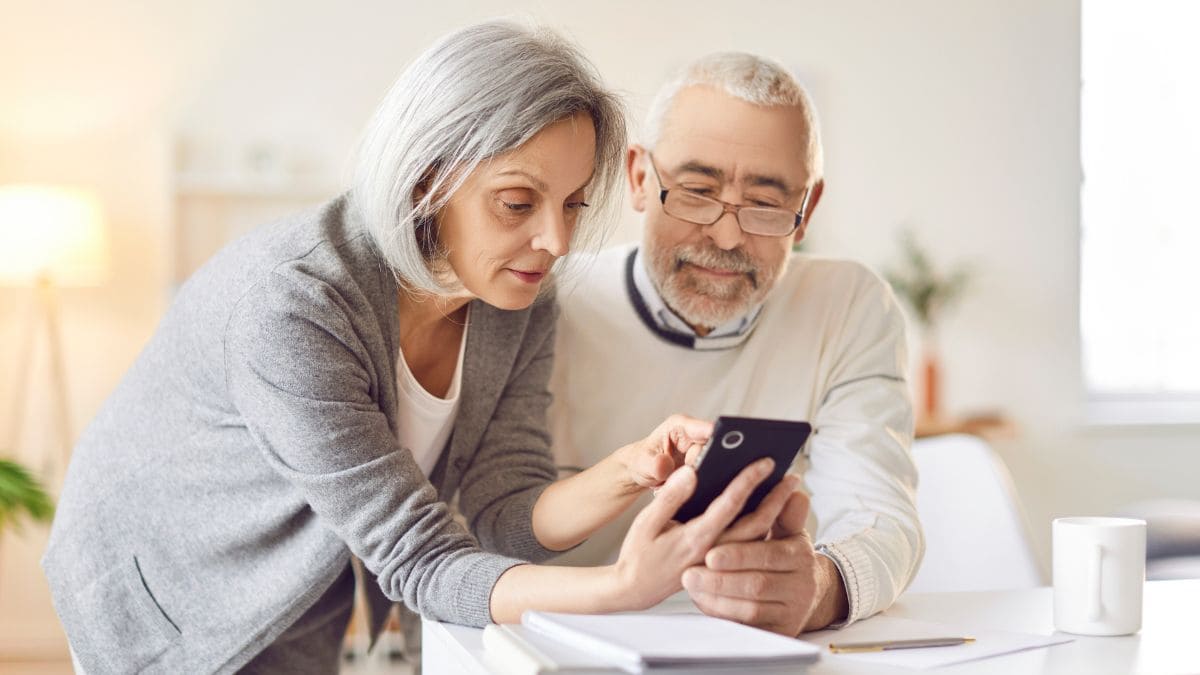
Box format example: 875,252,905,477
630,465,697,537
683,441,704,467
630,450,676,488
665,415,714,447
714,474,800,545
689,457,775,536
687,589,793,635
771,490,811,539
682,566,791,601
705,537,809,572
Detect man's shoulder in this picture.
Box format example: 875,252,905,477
779,253,891,298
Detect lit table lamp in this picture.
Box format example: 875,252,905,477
0,184,109,477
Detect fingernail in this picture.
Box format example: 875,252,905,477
758,458,775,475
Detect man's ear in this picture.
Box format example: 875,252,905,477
626,144,649,213
793,178,825,244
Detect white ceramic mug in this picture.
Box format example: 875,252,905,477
1052,517,1146,635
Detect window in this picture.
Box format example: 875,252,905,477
1081,0,1200,422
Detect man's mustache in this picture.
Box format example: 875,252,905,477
674,246,760,288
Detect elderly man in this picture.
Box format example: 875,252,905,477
548,53,923,635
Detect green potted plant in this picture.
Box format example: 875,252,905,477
0,457,54,532
884,230,972,421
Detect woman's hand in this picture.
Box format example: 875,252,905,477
617,414,713,491
609,456,777,611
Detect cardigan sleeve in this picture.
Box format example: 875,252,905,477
223,270,534,627
456,298,563,562
805,271,925,626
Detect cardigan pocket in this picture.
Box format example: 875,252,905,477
47,553,182,674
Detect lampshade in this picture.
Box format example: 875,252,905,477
0,184,110,286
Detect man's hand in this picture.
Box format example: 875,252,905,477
680,477,850,636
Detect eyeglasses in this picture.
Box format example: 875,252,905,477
646,153,809,237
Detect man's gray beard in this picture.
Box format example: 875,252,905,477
648,243,778,330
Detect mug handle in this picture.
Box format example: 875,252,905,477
1088,543,1104,621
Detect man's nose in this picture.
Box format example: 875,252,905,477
702,210,745,251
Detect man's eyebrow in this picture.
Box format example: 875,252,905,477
673,160,793,194
743,172,793,194
496,168,548,192
674,160,724,181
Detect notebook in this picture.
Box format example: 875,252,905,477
483,623,618,674
512,610,821,674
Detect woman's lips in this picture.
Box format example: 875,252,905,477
508,269,547,284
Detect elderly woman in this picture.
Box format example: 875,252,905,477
42,20,780,674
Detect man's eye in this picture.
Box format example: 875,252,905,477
682,187,715,196
502,201,533,212
751,200,781,208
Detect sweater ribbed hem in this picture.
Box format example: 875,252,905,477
816,538,878,626
452,553,531,627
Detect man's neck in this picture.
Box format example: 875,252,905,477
623,246,767,354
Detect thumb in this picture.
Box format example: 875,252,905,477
772,489,811,539
632,466,697,536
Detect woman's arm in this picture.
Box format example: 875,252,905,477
530,415,712,552
491,458,778,623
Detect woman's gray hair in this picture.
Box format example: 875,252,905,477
643,52,823,181
351,20,626,293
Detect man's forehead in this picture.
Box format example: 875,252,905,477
654,86,815,190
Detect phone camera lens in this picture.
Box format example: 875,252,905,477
720,430,744,450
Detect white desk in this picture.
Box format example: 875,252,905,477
422,579,1200,674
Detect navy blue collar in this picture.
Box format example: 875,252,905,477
624,248,763,351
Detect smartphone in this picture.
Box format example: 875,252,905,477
672,416,813,523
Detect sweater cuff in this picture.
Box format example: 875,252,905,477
816,538,878,627
451,552,530,627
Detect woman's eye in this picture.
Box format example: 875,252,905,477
565,201,590,210
502,201,533,212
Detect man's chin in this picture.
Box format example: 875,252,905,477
666,292,753,330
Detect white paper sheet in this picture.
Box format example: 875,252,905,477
805,615,1073,670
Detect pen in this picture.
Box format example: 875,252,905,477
828,637,976,653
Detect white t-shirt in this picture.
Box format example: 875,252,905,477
396,308,468,477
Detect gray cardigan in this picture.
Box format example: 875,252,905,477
42,197,563,673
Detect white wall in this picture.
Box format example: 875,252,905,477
2,0,1196,658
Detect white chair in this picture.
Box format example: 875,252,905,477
906,433,1043,593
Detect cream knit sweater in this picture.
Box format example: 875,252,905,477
548,243,924,625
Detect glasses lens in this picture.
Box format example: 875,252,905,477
739,207,797,236
663,190,724,225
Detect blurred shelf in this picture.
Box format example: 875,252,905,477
916,413,1017,440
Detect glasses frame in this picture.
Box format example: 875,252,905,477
646,152,810,237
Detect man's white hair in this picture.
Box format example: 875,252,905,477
351,20,626,294
642,52,823,181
